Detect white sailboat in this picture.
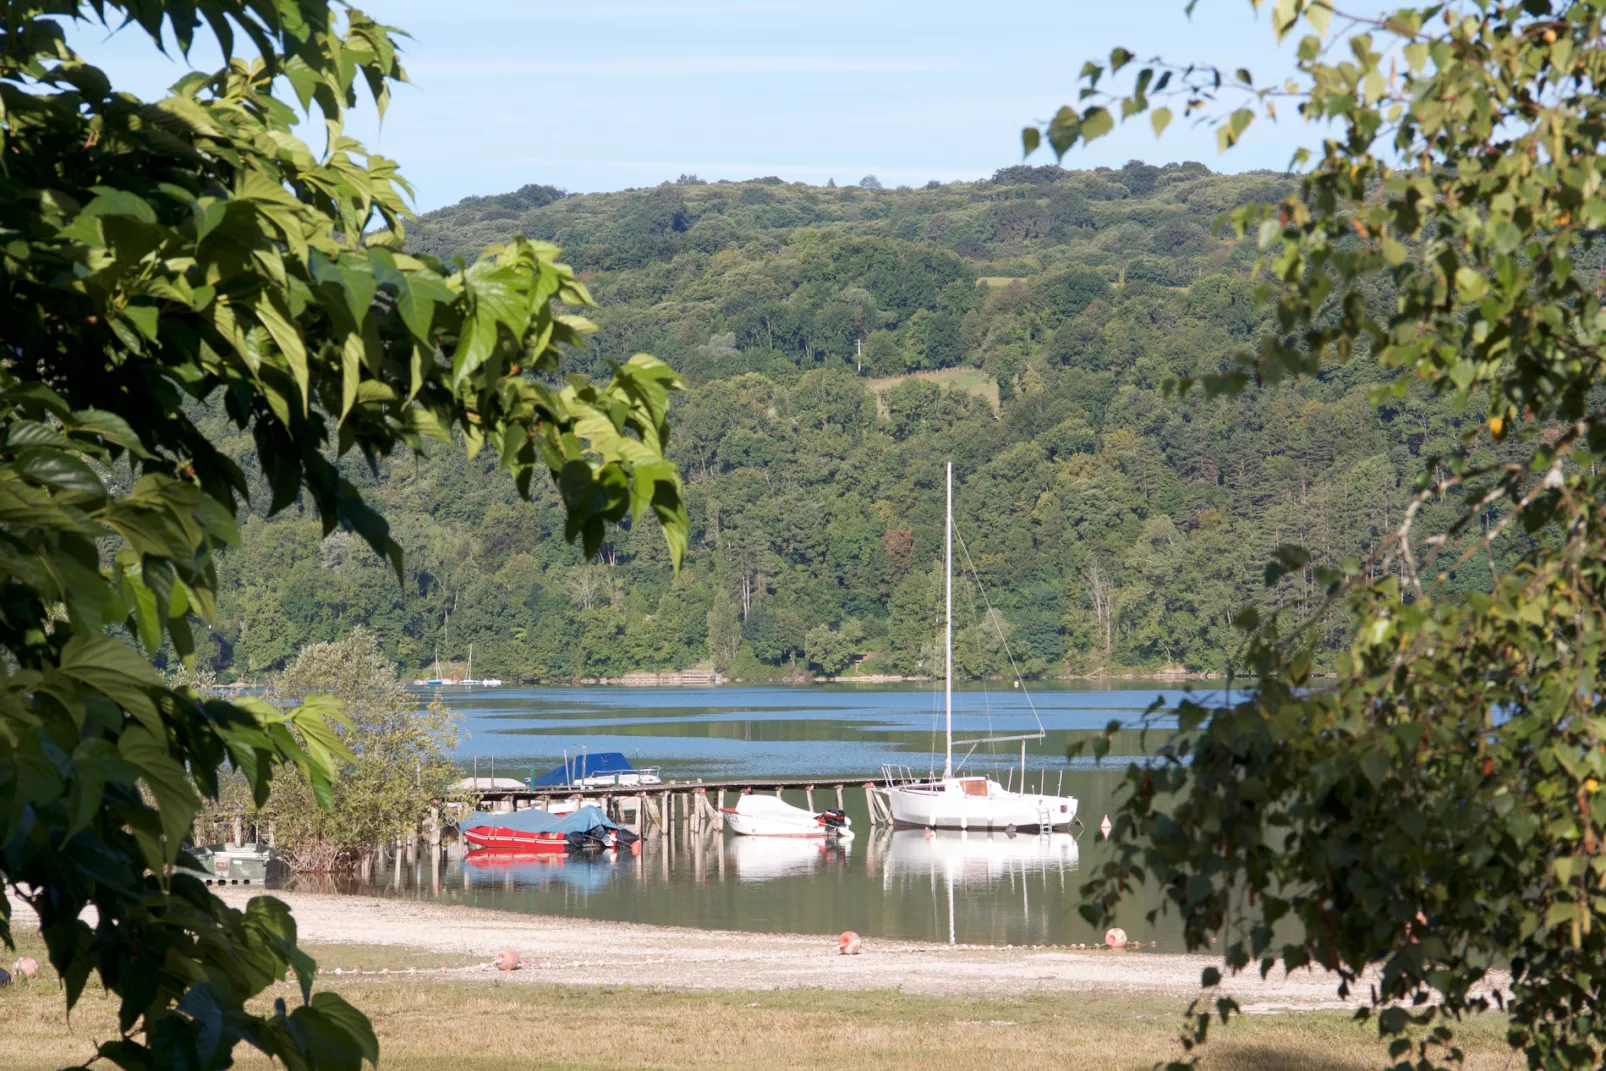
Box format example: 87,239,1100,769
460,643,504,687
881,461,1078,832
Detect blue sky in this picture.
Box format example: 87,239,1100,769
66,1,1320,212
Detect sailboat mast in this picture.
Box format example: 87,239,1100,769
944,460,953,779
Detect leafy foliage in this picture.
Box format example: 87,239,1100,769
0,2,685,1068
261,630,459,870
1026,1,1606,1068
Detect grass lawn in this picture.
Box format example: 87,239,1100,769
3,936,1515,1071
866,367,1000,415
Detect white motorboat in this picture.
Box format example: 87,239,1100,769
723,793,853,838
882,461,1078,831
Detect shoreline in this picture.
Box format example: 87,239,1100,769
165,889,1413,1009
227,673,1244,691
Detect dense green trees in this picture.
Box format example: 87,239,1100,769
196,161,1528,682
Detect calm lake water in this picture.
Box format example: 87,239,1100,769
322,681,1239,951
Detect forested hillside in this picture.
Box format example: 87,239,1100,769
201,162,1496,682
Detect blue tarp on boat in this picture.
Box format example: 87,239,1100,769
526,752,639,788
459,805,620,835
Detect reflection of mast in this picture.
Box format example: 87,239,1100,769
946,850,956,946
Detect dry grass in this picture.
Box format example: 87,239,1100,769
865,367,999,415
3,936,1517,1071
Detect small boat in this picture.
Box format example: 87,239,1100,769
460,805,639,853
723,793,853,838
179,842,288,886
527,750,662,790
452,776,529,792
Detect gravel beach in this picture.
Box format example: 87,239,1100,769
202,889,1396,1010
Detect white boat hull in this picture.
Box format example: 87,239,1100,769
575,772,662,788
886,777,1077,831
723,795,853,838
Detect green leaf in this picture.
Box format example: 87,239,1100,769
1079,106,1114,142
117,724,200,862
1151,106,1173,137
14,448,107,505
67,739,138,838
1455,267,1488,302
58,634,164,733
123,304,160,342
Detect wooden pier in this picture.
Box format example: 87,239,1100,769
467,777,895,836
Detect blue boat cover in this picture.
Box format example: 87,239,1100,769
460,805,619,835
527,752,639,788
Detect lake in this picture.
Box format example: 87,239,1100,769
323,681,1238,951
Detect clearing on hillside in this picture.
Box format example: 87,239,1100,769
865,367,999,416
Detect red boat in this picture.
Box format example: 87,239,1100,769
458,804,638,855
463,827,575,852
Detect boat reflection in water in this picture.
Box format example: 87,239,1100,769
881,829,1080,945
727,836,851,883
882,828,1079,879
462,847,634,894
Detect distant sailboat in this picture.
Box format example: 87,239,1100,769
416,648,449,687
460,643,504,687
417,642,503,687
881,461,1078,831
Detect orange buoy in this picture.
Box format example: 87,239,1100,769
12,956,38,980
495,948,520,971
1099,814,1113,838
1105,927,1128,950
838,931,862,956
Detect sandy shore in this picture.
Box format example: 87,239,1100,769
13,889,1499,1011
187,890,1402,1009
